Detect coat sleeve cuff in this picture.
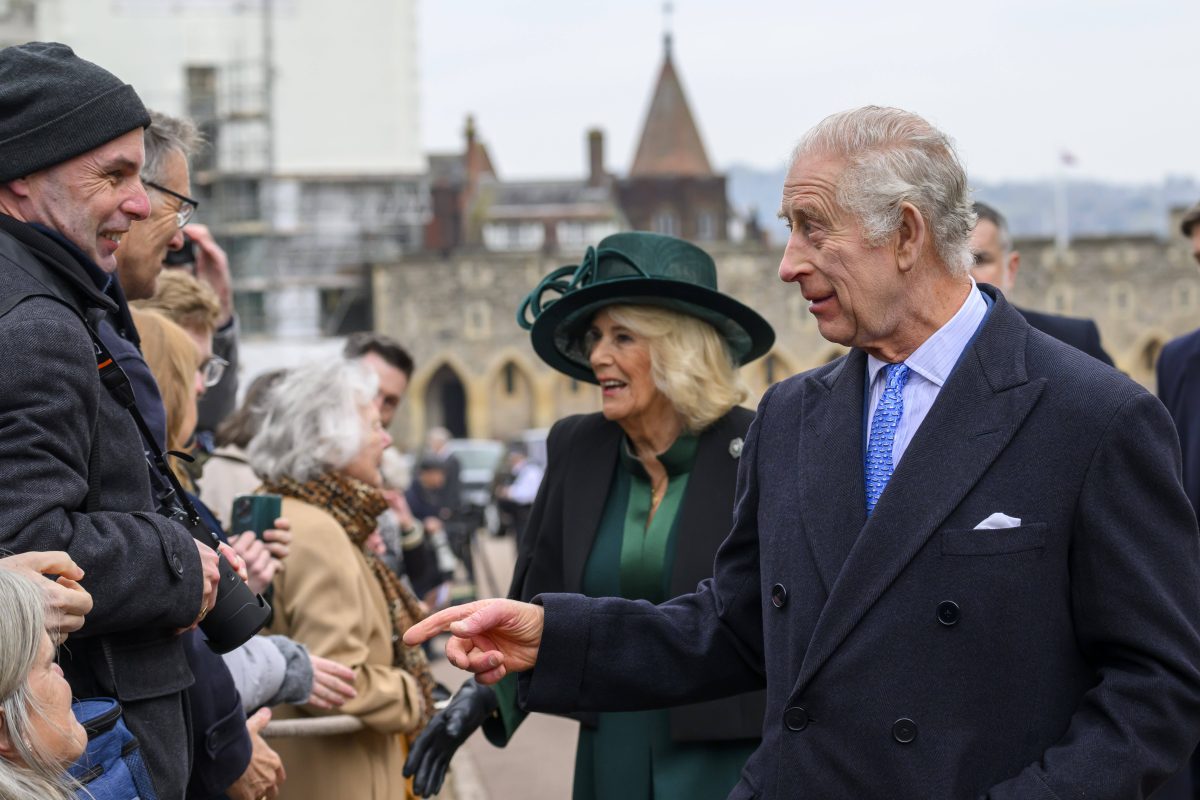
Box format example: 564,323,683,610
517,593,592,714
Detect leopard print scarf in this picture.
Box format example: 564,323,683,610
261,471,436,736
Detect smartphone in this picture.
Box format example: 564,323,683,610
163,233,196,267
230,494,282,539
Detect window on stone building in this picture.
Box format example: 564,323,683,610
570,379,580,394
234,290,267,335
504,363,517,395
1177,282,1194,311
1109,283,1134,318
464,301,491,339
696,211,716,241
653,210,679,237
557,220,619,248
482,222,544,251
185,66,218,173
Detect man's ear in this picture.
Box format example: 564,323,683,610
894,201,926,273
3,177,31,199
1006,250,1021,286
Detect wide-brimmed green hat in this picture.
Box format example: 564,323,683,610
516,232,775,383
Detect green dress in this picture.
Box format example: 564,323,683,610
484,434,757,799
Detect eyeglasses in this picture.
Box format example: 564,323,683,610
199,354,229,388
144,180,200,228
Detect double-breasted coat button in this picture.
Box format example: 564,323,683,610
892,718,917,743
936,600,960,626
172,553,184,575
771,583,788,608
784,706,809,731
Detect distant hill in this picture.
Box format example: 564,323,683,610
727,165,1200,245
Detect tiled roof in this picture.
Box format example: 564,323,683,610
629,50,714,177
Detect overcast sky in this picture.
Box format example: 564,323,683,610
418,0,1196,186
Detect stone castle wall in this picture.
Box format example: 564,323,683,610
373,231,1199,448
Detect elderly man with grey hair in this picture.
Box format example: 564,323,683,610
406,106,1200,798
113,109,241,443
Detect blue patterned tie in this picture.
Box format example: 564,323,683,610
865,362,911,514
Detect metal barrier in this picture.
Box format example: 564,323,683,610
263,714,364,738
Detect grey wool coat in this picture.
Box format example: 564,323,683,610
521,286,1200,799
0,217,204,798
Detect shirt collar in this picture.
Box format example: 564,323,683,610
866,279,989,388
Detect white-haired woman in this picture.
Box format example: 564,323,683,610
248,359,434,800
0,568,87,800
406,232,776,800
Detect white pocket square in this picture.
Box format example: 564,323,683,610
974,512,1022,530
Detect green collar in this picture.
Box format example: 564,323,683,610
619,433,699,478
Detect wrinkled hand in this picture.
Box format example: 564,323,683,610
261,517,291,562
229,532,277,595
226,708,286,800
0,551,93,644
187,539,222,631
403,599,544,684
404,678,498,796
182,223,233,326
306,654,358,710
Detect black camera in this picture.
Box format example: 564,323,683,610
164,502,272,654
163,234,196,267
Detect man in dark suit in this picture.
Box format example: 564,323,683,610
1159,199,1200,513
407,107,1200,798
971,201,1114,365
1156,200,1200,797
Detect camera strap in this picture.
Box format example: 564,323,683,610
85,324,205,529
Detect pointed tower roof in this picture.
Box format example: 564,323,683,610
629,36,714,178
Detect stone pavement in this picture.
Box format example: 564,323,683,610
434,534,577,800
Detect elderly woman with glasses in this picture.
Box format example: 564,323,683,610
249,359,436,800
406,232,776,800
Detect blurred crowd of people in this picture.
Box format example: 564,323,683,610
6,37,1200,800
0,42,482,800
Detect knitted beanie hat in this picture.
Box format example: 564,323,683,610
0,42,150,183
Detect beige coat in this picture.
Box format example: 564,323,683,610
268,496,423,800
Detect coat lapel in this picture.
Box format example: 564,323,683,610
794,296,1046,691
670,411,744,597
797,351,869,595
562,419,621,592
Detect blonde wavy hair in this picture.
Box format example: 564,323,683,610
132,269,221,336
603,304,747,433
132,308,202,487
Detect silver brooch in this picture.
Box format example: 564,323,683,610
729,437,744,458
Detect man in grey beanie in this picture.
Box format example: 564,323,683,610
0,42,221,798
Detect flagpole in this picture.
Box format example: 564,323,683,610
1054,150,1072,256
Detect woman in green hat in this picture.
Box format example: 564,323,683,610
405,232,775,799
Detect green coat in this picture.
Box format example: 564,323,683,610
484,410,764,799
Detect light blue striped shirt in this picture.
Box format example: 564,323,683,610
866,283,988,468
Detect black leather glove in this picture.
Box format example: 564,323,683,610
404,677,499,796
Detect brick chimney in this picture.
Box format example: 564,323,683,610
587,128,605,187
